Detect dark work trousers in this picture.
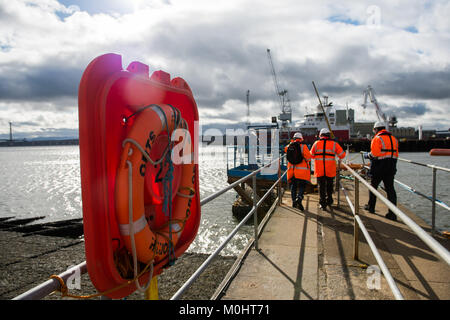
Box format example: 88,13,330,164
317,176,334,206
368,173,397,214
291,178,307,204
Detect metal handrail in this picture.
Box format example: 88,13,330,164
340,185,404,300
13,262,87,300
398,157,450,233
360,152,450,173
361,163,450,212
14,154,286,300
171,155,286,300
394,179,450,211
397,157,450,173
361,155,450,231
341,162,450,266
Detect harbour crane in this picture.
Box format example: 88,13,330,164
362,85,397,129
266,48,292,127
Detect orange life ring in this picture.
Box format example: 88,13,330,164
115,104,195,265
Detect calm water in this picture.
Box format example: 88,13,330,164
0,145,248,256
0,145,449,256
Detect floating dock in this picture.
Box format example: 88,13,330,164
218,179,450,300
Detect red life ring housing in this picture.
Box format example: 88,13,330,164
78,54,200,299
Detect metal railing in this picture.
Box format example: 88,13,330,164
13,155,286,300
397,157,450,232
338,176,404,300
171,155,286,300
338,161,450,300
16,153,449,301
13,261,88,300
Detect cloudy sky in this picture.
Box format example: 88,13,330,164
0,0,449,139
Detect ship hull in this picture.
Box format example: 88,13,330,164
280,129,350,144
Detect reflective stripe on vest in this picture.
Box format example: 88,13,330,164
376,155,397,160
294,165,309,170
375,132,398,159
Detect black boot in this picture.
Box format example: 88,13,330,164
364,204,375,214
385,212,397,221
327,198,333,207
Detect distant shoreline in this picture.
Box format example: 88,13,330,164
0,139,79,147
0,137,449,152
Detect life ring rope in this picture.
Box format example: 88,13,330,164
48,252,156,299
123,103,181,127
120,104,179,165
125,158,154,292
177,186,196,199
47,154,159,298
121,148,193,281
122,138,168,166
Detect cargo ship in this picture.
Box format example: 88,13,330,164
283,96,351,143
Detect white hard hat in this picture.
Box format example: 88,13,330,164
293,132,303,139
373,121,386,129
319,128,330,136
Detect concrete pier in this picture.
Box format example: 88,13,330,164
220,179,450,300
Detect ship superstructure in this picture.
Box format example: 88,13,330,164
292,96,352,142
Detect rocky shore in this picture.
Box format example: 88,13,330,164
0,229,236,300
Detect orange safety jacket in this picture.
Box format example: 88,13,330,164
284,139,311,181
310,137,346,177
370,129,399,159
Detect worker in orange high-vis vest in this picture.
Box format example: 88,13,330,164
363,121,399,221
284,132,311,211
310,128,346,210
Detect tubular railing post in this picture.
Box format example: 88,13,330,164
277,157,282,205
340,185,404,300
432,167,437,234
253,174,259,250
342,162,450,266
353,178,360,260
